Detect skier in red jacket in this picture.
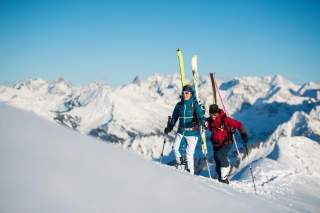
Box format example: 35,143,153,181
206,104,248,184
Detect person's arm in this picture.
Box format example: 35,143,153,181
227,117,248,143
164,103,180,134
170,103,180,127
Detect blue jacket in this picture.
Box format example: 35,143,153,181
170,98,205,136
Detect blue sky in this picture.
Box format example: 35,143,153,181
1,0,319,86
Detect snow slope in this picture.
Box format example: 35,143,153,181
0,103,288,213
234,136,320,213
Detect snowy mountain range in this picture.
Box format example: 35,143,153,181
0,74,320,212
0,74,319,157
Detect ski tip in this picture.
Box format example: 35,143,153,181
191,55,198,71
209,72,216,79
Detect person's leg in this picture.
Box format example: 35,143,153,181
213,146,222,179
185,135,198,174
172,133,184,164
215,144,233,181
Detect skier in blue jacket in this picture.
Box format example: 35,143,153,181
164,84,205,174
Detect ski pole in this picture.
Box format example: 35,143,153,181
245,144,257,195
160,116,172,163
203,150,212,179
232,135,242,160
160,136,166,163
200,127,212,179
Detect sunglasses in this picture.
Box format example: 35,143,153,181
183,91,191,95
210,113,218,116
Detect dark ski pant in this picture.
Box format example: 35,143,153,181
213,143,233,179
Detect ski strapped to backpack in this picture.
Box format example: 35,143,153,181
209,73,217,105
192,55,212,179
176,49,187,88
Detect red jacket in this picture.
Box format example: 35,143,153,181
206,109,246,147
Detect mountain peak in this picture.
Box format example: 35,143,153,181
271,74,287,84
13,78,48,90
48,77,73,95
57,76,65,82
132,75,141,85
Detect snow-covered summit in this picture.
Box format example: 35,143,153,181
219,75,303,114
14,77,48,90
47,77,74,95
265,105,320,152
298,81,320,100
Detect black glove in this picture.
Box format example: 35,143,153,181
241,132,249,144
164,125,173,134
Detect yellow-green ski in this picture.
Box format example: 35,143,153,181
191,54,212,179
176,49,187,88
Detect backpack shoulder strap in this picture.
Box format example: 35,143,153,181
219,114,227,130
192,101,200,125
191,101,195,114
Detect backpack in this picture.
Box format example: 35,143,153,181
210,114,233,146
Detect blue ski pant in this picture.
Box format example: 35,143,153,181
213,143,233,179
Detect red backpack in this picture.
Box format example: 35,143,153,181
209,115,233,147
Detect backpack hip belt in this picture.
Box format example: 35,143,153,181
179,125,199,131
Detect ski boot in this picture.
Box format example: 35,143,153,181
175,157,186,170
218,178,230,184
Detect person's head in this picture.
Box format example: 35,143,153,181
209,104,219,119
182,84,193,101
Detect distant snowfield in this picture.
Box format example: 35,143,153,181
0,103,298,213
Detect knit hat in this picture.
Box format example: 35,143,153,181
209,104,219,114
182,84,193,93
